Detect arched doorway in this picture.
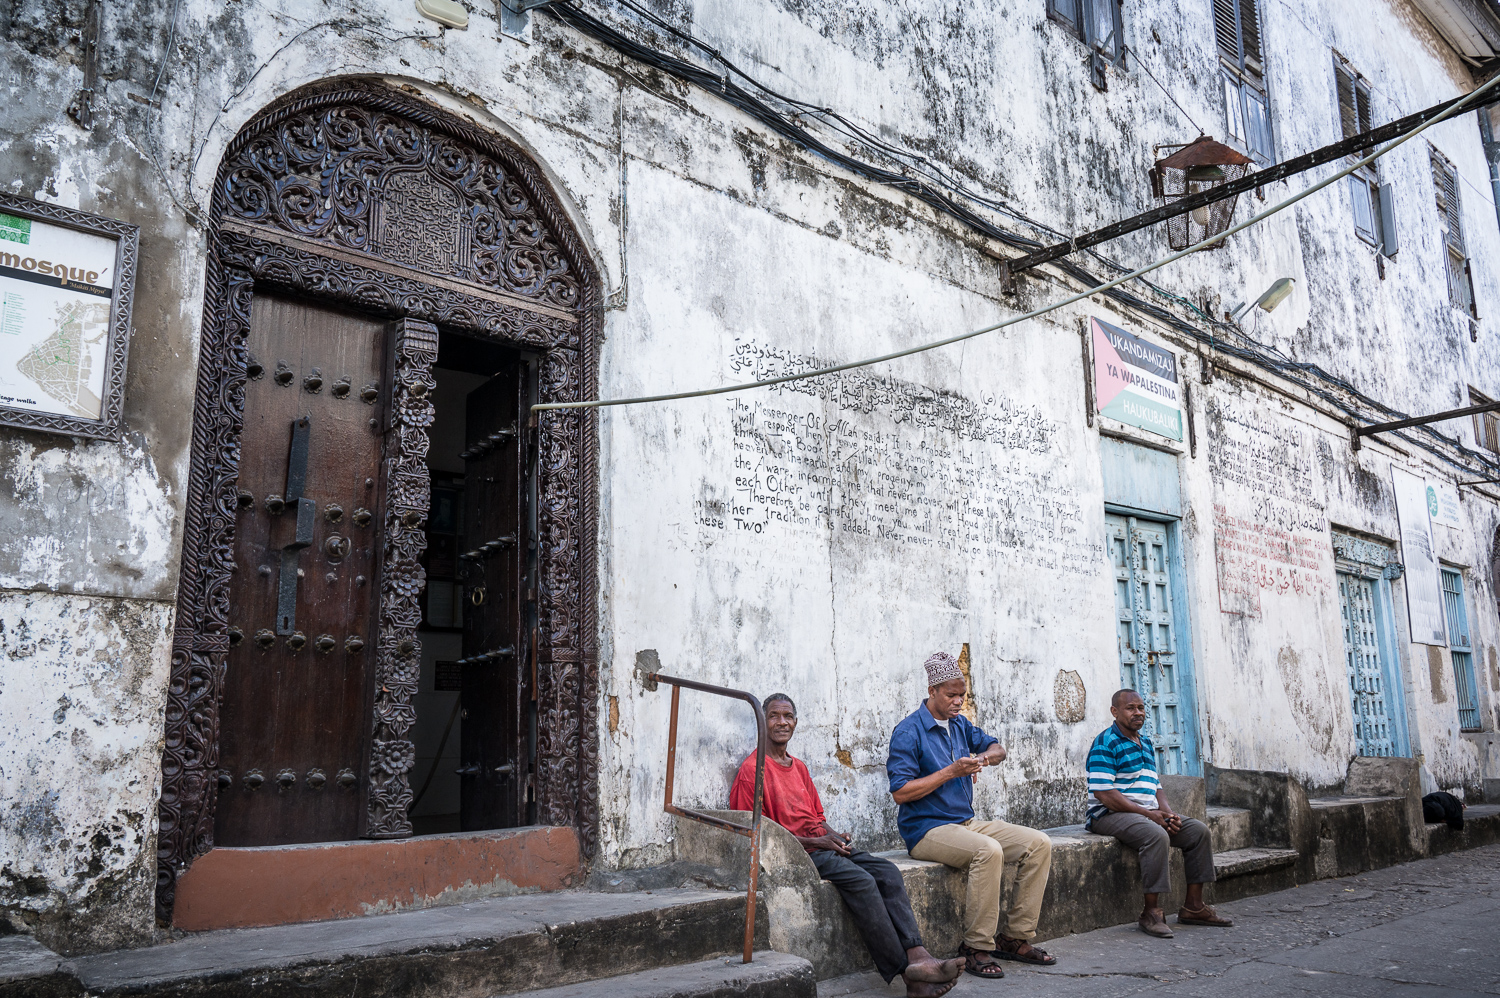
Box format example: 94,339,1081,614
156,80,600,920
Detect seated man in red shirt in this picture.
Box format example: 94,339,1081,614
731,693,963,997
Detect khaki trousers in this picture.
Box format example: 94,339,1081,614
910,818,1053,948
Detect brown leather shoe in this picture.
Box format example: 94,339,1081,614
1138,907,1174,937
1178,904,1234,927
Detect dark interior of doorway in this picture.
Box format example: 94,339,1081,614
409,331,533,835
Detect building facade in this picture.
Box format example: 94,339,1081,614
3,0,1500,956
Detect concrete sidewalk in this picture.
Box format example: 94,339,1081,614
819,843,1500,998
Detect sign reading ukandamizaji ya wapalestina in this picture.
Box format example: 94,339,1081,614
0,193,137,440
1091,316,1183,442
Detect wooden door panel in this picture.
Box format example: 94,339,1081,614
217,295,386,846
459,360,527,830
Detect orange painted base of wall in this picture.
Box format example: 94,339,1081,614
172,825,581,931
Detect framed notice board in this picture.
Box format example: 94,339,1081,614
0,192,139,440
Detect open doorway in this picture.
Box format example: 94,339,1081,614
409,331,536,835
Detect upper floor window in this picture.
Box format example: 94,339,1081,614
1215,0,1274,163
1336,56,1393,253
1431,147,1477,316
1469,388,1498,453
1048,0,1125,89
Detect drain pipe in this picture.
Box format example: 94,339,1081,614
1480,105,1500,235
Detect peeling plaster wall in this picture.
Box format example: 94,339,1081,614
3,0,1500,948
0,591,172,954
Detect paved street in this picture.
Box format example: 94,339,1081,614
820,845,1500,998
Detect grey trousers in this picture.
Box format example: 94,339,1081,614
1090,812,1216,896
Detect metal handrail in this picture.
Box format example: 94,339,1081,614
645,671,766,964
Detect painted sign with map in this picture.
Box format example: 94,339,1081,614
0,195,137,439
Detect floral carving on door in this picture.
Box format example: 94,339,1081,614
158,80,600,920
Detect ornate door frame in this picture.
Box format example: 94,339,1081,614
157,80,600,920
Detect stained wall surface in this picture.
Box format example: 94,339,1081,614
1,0,1499,951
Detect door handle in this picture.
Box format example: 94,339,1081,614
455,764,480,776
276,416,314,635
493,761,516,777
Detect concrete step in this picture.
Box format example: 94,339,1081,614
0,936,72,998
1424,802,1500,856
63,887,765,998
503,952,814,998
1214,846,1299,878
1209,846,1300,903
1205,804,1252,852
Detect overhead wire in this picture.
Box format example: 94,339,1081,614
537,41,1500,413
538,1,1500,478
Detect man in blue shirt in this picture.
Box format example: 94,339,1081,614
1086,689,1232,937
887,652,1056,980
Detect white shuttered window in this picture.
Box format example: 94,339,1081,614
1215,0,1274,163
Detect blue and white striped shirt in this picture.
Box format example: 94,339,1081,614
1084,723,1159,828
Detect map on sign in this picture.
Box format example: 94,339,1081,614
0,211,117,421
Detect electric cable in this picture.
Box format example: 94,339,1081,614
1122,44,1207,137
149,0,185,106
534,68,1500,413
540,0,1500,480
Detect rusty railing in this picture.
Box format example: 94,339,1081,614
646,672,767,964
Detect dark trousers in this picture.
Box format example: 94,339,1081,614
1089,812,1217,896
811,849,923,982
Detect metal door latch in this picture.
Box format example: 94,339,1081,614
459,534,518,561
276,416,315,636
456,646,516,666
455,764,481,776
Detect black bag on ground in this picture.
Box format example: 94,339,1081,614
1422,791,1465,830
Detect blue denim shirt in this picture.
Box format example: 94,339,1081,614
886,701,999,851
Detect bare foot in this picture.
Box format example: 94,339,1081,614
905,979,957,998
903,956,964,983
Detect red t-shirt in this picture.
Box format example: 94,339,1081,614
729,753,827,851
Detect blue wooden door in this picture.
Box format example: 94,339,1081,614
1338,572,1397,756
1107,512,1197,774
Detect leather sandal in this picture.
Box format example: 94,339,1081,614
1138,907,1174,937
994,935,1057,966
958,944,1006,979
1177,904,1234,927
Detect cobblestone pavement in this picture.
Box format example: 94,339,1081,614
818,845,1500,998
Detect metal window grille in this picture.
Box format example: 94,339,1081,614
1441,568,1482,731
1215,0,1274,163
1432,148,1477,315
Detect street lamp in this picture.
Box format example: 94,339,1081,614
1150,137,1255,250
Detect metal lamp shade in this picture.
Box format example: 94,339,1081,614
1150,137,1255,250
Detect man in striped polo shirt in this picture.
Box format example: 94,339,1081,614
1085,689,1232,937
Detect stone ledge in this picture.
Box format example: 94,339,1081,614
1213,847,1299,877
515,952,815,998
171,825,581,931
1423,803,1500,856
62,888,764,998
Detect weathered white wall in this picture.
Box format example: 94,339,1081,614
4,0,1500,949
0,591,173,953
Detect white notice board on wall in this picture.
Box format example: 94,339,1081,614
1392,467,1447,646
1428,481,1462,529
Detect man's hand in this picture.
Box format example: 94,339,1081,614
1148,809,1181,832
978,743,1007,766
804,831,852,856
949,757,984,778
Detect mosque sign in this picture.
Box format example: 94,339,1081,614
1091,316,1183,442
0,194,137,440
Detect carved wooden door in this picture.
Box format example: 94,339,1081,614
216,295,387,845
458,361,530,830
